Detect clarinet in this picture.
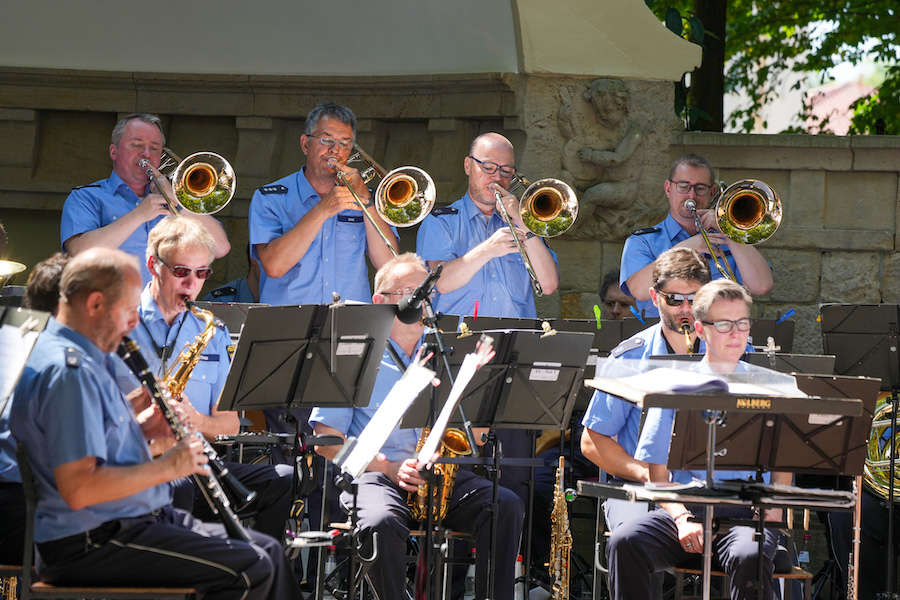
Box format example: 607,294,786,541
117,336,254,542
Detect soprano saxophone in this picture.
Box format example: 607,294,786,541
549,456,572,600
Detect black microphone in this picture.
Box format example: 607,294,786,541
396,264,443,324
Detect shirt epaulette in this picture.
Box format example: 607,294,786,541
64,347,80,368
610,337,643,358
70,184,102,191
258,184,289,195
630,226,661,236
210,286,237,298
431,207,459,216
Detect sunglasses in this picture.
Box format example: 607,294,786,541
657,290,695,307
155,257,213,280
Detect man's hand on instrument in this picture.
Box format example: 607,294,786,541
491,183,524,228
396,456,436,493
695,208,720,233
320,183,366,217
480,227,525,260
136,192,171,222
173,395,203,434
164,436,210,479
675,512,704,554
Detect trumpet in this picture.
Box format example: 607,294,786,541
494,174,578,297
328,144,436,256
138,148,236,215
685,179,782,281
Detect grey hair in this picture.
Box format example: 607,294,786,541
111,113,165,146
146,216,217,265
303,102,357,137
668,153,716,183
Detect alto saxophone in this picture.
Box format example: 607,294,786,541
166,301,218,398
408,427,472,522
549,456,572,600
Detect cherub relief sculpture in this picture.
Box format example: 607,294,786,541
559,78,643,240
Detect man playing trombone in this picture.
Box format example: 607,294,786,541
248,101,397,306
620,154,772,318
60,113,230,285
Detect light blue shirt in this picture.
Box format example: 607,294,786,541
620,213,742,318
635,359,763,484
60,171,164,286
202,277,256,303
111,285,232,416
416,193,557,319
10,319,171,542
309,337,422,463
249,168,385,305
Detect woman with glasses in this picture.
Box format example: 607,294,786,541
619,153,773,319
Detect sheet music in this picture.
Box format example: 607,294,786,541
0,323,39,404
339,356,436,480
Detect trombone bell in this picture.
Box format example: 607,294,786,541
520,178,578,238
715,179,782,245
375,166,436,227
172,152,235,215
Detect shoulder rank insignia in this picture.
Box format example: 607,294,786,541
258,184,288,195
431,206,459,216
64,347,80,368
630,226,661,236
609,336,644,358
210,286,237,298
70,184,101,191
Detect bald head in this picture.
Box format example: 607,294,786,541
469,132,514,156
60,248,140,307
465,132,517,212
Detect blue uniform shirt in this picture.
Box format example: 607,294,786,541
635,359,762,484
416,194,557,319
111,285,232,416
60,172,164,286
249,169,382,305
202,277,256,303
620,213,742,318
10,319,171,542
309,337,422,463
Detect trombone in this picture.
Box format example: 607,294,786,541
494,174,578,297
684,179,782,281
138,148,236,215
328,143,436,256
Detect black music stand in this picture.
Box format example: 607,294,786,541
749,317,795,353
821,303,900,598
192,300,268,338
0,306,49,416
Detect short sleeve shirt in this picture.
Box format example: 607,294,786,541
111,285,232,416
309,337,422,463
248,169,372,305
416,193,557,319
620,214,742,318
10,319,171,542
60,172,164,285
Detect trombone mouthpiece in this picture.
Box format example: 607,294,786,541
684,199,696,211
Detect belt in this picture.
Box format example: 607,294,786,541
38,509,164,564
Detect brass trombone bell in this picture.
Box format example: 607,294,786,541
0,260,26,288
714,179,782,245
518,177,579,239
171,152,236,215
374,166,436,227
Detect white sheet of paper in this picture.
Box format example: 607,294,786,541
416,351,481,464
0,324,39,404
340,360,436,480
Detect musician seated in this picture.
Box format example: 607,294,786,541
110,216,293,542
607,279,791,600
310,252,525,600
7,248,299,599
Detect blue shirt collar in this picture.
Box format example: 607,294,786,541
461,192,501,225
662,212,690,242
138,283,187,331
386,335,425,369
47,317,107,366
295,167,320,205
107,170,147,199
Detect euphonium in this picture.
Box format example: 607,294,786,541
408,427,472,521
864,392,900,502
548,456,572,600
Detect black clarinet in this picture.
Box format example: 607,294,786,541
117,336,254,542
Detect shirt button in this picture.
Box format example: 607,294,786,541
324,258,328,262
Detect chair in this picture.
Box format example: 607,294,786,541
17,444,196,600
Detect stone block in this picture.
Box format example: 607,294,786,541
820,252,881,304
560,292,602,319
0,110,36,168
551,240,605,292
824,171,896,230
236,122,278,179
762,248,820,303
676,143,852,171
767,229,894,251
881,253,900,304
535,292,560,320
756,303,822,355
787,170,825,227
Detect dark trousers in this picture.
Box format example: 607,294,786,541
172,462,293,542
608,507,780,600
0,482,25,564
342,469,525,600
828,487,893,599
36,506,300,600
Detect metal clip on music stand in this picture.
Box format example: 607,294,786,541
405,326,594,600
216,302,395,600
821,303,900,598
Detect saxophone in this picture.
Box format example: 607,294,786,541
166,301,218,398
408,427,472,521
548,456,572,600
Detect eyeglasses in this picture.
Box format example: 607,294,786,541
155,257,213,280
308,133,353,150
669,180,713,196
468,155,517,179
701,318,752,333
657,290,695,307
